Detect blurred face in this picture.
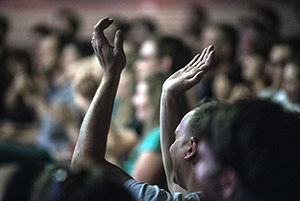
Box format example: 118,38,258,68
238,26,261,56
117,70,132,99
267,45,291,88
241,54,265,81
36,35,59,73
196,142,222,201
132,81,151,121
169,111,194,189
60,44,80,74
135,40,160,80
283,64,300,103
200,26,222,53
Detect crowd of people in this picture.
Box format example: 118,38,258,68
0,2,300,201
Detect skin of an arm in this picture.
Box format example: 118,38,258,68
160,46,215,194
71,17,132,184
132,151,164,184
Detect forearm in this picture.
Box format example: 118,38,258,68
72,74,120,168
160,89,184,193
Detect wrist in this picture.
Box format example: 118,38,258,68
161,89,180,105
102,72,121,82
162,85,180,100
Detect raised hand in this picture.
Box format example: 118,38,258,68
162,45,215,97
91,17,126,76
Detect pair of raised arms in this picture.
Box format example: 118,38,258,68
71,17,215,191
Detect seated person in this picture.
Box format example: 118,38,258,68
71,17,215,200
192,99,300,201
71,17,300,201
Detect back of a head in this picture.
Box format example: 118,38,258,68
188,99,226,140
31,165,135,201
1,162,47,201
208,99,300,201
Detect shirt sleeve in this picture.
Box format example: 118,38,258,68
124,179,202,201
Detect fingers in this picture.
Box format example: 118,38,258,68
186,54,201,67
205,49,215,66
198,47,208,63
203,45,214,61
93,17,114,46
192,45,214,67
183,45,214,78
114,30,124,55
183,70,206,89
94,17,114,32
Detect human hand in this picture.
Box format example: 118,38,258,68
162,45,215,97
91,17,126,77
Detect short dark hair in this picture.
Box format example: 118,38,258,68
32,164,135,201
188,99,225,140
201,99,300,201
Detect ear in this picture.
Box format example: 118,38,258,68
184,137,198,162
219,168,238,199
160,55,173,73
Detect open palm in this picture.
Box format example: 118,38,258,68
162,45,215,97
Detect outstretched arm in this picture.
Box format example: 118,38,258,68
160,46,215,193
71,17,131,184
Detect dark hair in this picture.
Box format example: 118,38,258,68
31,23,54,36
188,99,225,140
9,48,34,74
2,162,47,201
154,35,192,74
70,40,94,58
32,164,135,201
218,23,238,60
0,13,9,43
201,99,300,201
250,4,280,32
134,17,157,34
56,8,80,36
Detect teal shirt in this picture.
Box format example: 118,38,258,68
124,127,161,175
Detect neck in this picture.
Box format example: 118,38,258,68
186,166,201,192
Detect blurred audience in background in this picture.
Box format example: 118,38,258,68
0,1,300,199
124,73,167,187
